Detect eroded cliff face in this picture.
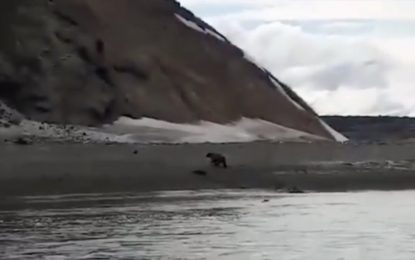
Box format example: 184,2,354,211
0,0,340,140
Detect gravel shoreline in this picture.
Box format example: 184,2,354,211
2,142,415,196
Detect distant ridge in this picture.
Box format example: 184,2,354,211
322,116,415,141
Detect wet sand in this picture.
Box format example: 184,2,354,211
2,142,415,196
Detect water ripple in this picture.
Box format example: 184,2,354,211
2,190,415,259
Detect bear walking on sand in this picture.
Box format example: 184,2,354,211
206,153,228,168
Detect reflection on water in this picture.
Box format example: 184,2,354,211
2,190,415,259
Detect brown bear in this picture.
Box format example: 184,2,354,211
206,153,228,168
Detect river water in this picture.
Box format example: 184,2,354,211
1,190,415,259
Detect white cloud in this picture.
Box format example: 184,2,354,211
179,0,415,116
181,0,415,20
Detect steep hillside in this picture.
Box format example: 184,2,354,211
0,0,344,141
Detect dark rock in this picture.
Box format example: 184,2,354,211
76,46,92,63
53,10,79,26
95,39,105,55
113,64,149,81
288,186,305,194
192,170,207,176
14,137,33,145
0,121,11,128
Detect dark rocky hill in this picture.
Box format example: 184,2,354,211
322,116,415,142
0,0,342,141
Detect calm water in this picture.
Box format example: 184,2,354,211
1,190,415,260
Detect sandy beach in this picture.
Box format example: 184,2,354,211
1,142,415,196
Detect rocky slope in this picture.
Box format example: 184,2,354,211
0,0,344,141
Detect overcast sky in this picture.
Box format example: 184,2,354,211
180,0,415,116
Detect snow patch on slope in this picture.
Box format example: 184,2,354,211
243,51,267,72
0,115,340,144
175,14,226,42
104,117,328,144
241,51,307,112
318,118,349,142
268,76,306,112
205,28,226,41
0,101,341,144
